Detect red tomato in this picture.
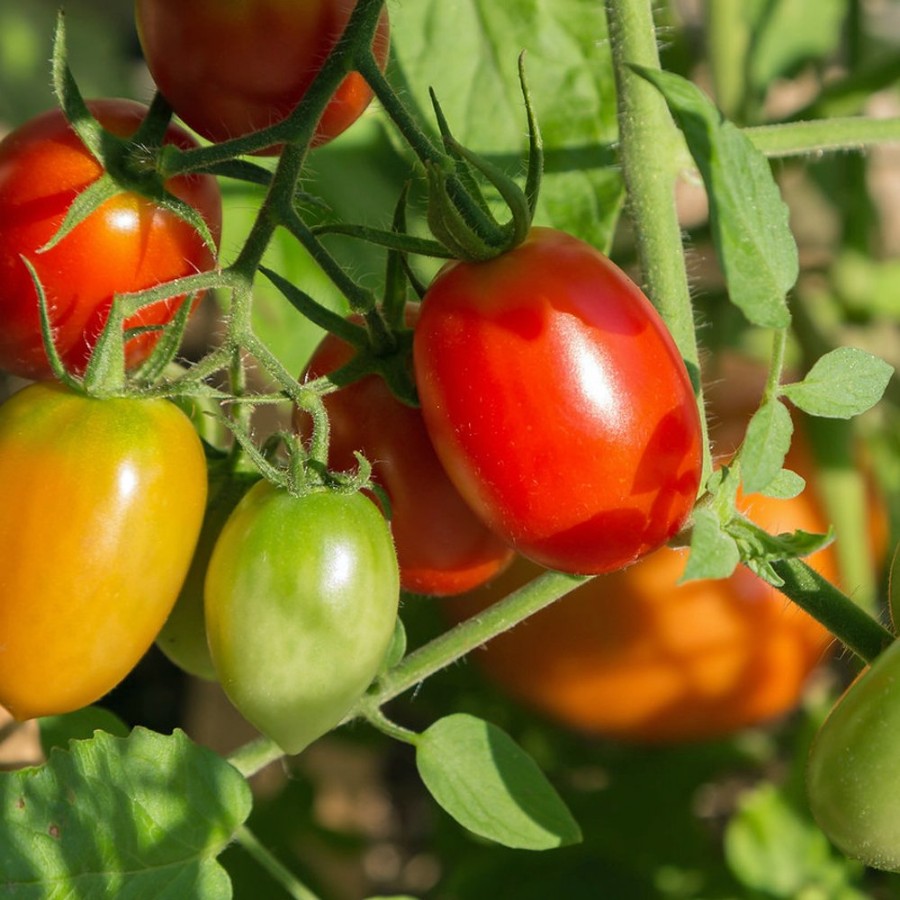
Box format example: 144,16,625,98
0,98,222,381
296,309,514,596
135,0,390,151
414,227,704,575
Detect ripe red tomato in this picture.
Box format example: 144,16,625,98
296,309,513,596
414,227,704,575
0,98,222,381
0,382,207,720
443,435,885,743
135,0,390,151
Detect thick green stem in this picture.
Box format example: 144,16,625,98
746,117,900,158
604,0,710,485
365,571,589,707
768,558,893,664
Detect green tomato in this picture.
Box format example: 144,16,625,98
156,465,259,680
204,481,400,754
807,637,900,871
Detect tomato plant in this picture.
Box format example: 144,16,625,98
134,0,391,151
443,435,884,743
414,226,704,576
0,98,222,381
0,382,207,720
807,637,900,872
204,482,400,754
296,309,513,596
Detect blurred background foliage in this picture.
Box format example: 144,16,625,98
0,0,898,897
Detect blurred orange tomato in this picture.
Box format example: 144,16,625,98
443,424,885,743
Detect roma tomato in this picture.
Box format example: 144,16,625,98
444,439,883,743
414,227,703,576
205,483,400,754
135,0,390,151
807,638,900,872
0,382,207,720
0,98,222,381
296,310,513,596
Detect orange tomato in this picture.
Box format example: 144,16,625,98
443,429,885,743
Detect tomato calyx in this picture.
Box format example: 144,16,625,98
424,54,543,262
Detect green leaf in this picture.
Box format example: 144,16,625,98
416,714,581,850
728,516,834,587
746,0,847,94
781,347,894,419
0,727,251,898
37,707,128,756
758,468,806,499
635,67,796,328
725,782,867,899
681,507,740,582
739,399,794,494
387,0,622,251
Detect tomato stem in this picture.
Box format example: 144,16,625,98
233,825,322,900
768,557,894,664
364,571,590,708
362,706,420,747
604,0,711,485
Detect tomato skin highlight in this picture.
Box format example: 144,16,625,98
0,383,208,720
807,638,900,872
204,483,400,754
135,0,390,151
296,310,514,596
414,227,703,575
0,98,222,381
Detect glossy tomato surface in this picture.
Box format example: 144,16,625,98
0,98,222,381
414,227,703,575
205,483,400,754
443,438,883,743
0,382,207,720
135,0,390,150
807,638,900,872
296,310,513,596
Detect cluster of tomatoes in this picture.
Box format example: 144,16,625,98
0,0,882,767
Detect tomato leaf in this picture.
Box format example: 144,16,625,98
387,0,622,251
416,713,581,850
781,347,895,419
746,0,847,96
725,782,868,898
728,516,834,587
739,399,794,494
758,467,806,500
682,507,740,582
0,727,250,897
634,67,796,329
37,706,129,756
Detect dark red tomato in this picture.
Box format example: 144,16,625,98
413,227,703,575
135,0,390,151
296,309,514,596
0,98,222,381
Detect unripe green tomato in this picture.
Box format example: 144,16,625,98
156,466,259,680
0,382,207,719
807,638,900,871
204,482,400,754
